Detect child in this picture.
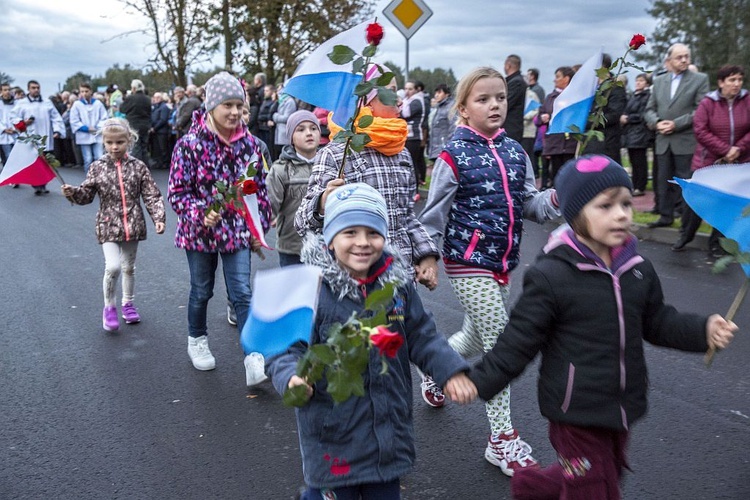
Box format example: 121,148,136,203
61,117,166,331
418,66,559,473
268,183,475,499
455,155,736,499
294,63,440,288
267,110,321,267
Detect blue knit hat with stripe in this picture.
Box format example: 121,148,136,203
323,183,388,245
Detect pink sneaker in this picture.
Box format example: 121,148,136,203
103,306,119,331
485,430,538,477
122,302,141,324
420,374,446,408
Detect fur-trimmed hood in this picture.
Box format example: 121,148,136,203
300,232,411,301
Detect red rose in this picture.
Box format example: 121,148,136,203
13,121,26,133
240,179,258,195
366,23,384,47
369,326,403,358
629,34,646,50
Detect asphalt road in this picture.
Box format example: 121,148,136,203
1,168,748,499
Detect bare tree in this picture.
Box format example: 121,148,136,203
120,0,220,87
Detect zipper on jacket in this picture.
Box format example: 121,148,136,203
729,100,735,146
487,141,515,270
116,160,131,241
464,229,485,260
360,284,367,299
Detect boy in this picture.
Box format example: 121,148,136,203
268,183,476,499
267,110,321,267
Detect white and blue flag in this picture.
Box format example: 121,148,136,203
241,265,322,358
548,50,603,134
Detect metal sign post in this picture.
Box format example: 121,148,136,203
383,0,433,82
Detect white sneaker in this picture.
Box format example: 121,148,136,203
244,352,268,386
188,336,216,371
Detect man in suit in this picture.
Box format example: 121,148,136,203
644,43,709,243
504,54,527,143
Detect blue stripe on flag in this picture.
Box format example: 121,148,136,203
241,307,315,358
547,96,595,134
524,99,541,115
284,71,362,124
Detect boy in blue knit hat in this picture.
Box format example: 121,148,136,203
452,155,737,500
268,183,476,499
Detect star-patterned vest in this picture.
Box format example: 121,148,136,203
440,126,527,273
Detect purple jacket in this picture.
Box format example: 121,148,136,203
692,89,750,170
168,110,271,253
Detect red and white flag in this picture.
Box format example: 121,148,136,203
241,192,272,250
0,141,56,187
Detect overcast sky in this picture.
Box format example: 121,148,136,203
2,0,659,95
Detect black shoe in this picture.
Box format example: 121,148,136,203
34,189,43,196
648,217,673,228
671,236,691,252
650,207,659,214
708,245,728,259
11,184,19,189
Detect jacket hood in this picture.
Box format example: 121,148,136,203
543,224,640,271
454,123,507,143
706,89,748,102
279,144,313,163
300,232,410,301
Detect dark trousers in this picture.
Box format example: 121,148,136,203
628,148,648,192
511,422,628,500
301,478,400,500
150,132,170,169
549,153,575,186
521,138,538,177
405,139,426,184
656,149,693,223
131,129,150,165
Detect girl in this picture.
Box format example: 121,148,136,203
458,155,736,499
61,118,166,332
168,71,271,387
268,183,474,499
418,66,559,474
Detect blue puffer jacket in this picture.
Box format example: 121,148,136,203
267,234,469,489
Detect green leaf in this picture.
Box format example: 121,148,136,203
377,87,398,106
328,45,357,65
327,368,356,403
357,115,374,128
354,80,375,97
349,133,371,152
380,357,388,375
215,180,227,192
282,384,311,407
352,57,365,75
309,344,337,364
712,255,735,274
720,238,740,255
362,44,377,58
568,124,581,134
376,72,395,86
364,282,394,311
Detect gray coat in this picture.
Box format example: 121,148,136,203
266,145,312,255
272,95,297,146
427,96,457,159
267,236,469,489
644,70,710,155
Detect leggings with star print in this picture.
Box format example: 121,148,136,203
448,276,513,435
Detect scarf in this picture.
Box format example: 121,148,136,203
328,107,407,157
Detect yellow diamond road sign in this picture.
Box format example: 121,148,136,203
383,0,433,40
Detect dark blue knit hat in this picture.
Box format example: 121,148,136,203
555,154,633,224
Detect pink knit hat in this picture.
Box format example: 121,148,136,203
364,63,393,104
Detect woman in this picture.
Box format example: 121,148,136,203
674,65,750,256
427,83,456,161
168,71,271,385
621,73,655,196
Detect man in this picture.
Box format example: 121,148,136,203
644,43,709,242
120,79,152,163
13,80,65,195
0,83,17,165
526,68,545,103
583,54,627,163
503,54,528,143
69,82,107,173
150,92,171,169
401,79,427,194
175,84,202,137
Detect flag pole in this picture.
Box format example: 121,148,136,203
705,277,748,367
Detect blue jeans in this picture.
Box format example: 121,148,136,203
278,252,302,267
185,249,252,338
301,479,400,500
80,142,103,174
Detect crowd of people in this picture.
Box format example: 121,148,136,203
1,39,746,500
